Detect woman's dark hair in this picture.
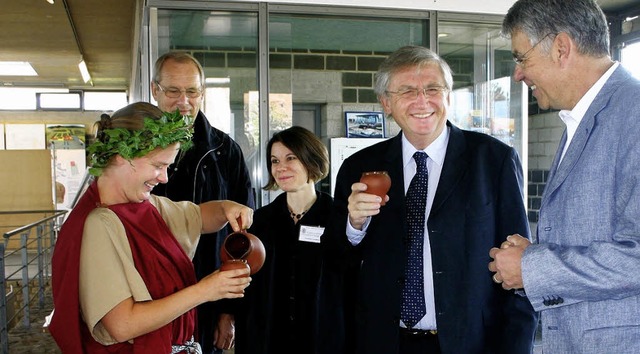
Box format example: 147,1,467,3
263,126,329,191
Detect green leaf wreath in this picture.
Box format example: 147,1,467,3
87,110,194,176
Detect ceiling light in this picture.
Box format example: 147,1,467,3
46,0,54,4
0,61,38,76
78,59,92,84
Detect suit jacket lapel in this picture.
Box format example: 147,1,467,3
542,66,626,205
431,123,467,216
542,122,591,204
383,134,406,205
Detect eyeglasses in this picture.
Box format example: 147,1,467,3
512,33,555,66
155,82,203,98
385,86,448,100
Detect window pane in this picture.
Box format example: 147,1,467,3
268,12,428,197
84,92,128,111
156,8,260,197
39,93,81,109
439,21,525,160
622,41,640,79
0,87,37,110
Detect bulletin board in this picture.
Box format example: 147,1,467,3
0,150,53,211
0,150,53,248
4,124,46,150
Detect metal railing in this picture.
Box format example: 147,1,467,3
0,210,67,354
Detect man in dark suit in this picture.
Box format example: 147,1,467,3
320,45,538,354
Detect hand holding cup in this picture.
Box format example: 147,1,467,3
360,171,391,205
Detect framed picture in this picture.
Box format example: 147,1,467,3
345,111,385,138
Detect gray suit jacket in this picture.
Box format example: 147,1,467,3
523,65,640,354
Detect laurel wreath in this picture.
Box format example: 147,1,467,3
87,110,194,176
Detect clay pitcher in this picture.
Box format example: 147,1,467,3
220,218,265,275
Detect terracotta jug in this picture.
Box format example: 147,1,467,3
360,171,391,205
219,259,250,273
220,218,265,275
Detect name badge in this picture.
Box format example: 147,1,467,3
299,225,324,243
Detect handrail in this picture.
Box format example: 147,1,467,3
0,210,67,354
2,211,66,239
0,210,65,214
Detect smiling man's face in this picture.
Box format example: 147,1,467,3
380,63,450,150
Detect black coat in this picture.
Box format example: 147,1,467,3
152,110,255,353
320,123,539,354
235,191,333,354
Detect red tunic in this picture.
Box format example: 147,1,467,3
50,180,197,353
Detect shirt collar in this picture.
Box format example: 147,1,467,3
402,125,449,168
559,62,619,125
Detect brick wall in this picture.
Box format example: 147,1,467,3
182,46,400,138
188,47,392,104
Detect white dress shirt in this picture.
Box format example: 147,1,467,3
558,62,619,163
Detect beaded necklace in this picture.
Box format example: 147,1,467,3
289,208,308,223
288,192,317,223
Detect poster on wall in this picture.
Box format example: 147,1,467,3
52,149,86,210
5,123,46,149
344,111,385,138
0,124,4,150
46,124,86,149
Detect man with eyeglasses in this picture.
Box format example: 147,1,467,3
319,45,538,354
150,51,256,354
489,0,640,353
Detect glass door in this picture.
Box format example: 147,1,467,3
438,17,527,187
266,7,429,201
144,5,263,203
140,3,519,206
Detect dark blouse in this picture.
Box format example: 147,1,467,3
235,190,333,354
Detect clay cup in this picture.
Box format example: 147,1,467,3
360,171,391,205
